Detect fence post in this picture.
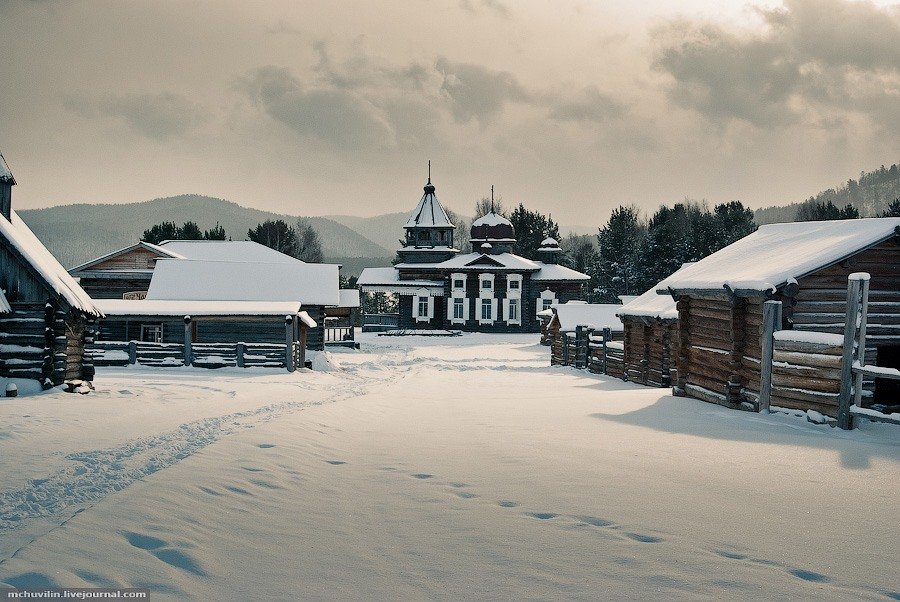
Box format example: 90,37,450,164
575,325,584,369
602,327,611,375
852,273,871,413
758,300,782,413
285,315,295,372
183,316,193,366
236,342,245,368
128,340,137,365
838,276,863,430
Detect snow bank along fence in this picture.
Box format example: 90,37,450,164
756,273,900,429
552,326,625,378
362,312,400,333
90,316,311,372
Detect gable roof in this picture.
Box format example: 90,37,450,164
146,259,340,306
0,153,14,184
532,263,590,281
551,302,624,332
0,211,101,315
70,241,184,273
158,240,302,263
429,252,540,271
405,182,454,229
95,299,304,317
661,218,900,295
619,263,694,320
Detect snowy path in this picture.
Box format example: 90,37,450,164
1,333,898,600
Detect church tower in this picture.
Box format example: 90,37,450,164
396,163,458,264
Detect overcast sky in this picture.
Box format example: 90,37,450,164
0,0,897,225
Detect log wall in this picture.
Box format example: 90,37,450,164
770,335,845,417
622,318,678,387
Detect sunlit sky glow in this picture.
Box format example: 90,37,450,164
0,0,897,224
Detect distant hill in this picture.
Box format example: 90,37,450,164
325,212,411,253
755,163,899,224
18,195,394,270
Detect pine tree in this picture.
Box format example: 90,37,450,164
179,221,203,240
142,221,179,244
880,199,900,217
295,219,324,262
592,206,646,302
204,223,227,240
248,220,298,257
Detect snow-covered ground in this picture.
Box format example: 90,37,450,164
1,333,898,600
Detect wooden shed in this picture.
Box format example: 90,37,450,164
662,218,900,415
617,288,679,387
0,154,103,387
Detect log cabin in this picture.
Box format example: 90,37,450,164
0,153,103,388
617,288,679,387
616,264,694,387
71,240,356,351
661,218,900,415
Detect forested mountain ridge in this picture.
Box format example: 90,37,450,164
755,163,899,224
18,195,394,269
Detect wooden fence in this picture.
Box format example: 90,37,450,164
755,274,899,429
91,341,291,370
552,326,624,379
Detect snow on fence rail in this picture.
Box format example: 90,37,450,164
90,341,288,370
551,325,624,379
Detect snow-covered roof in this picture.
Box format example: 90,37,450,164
94,299,303,317
618,288,678,321
357,267,443,295
619,263,694,320
532,263,590,281
409,252,540,271
158,240,301,264
0,153,14,184
405,182,454,229
0,211,101,316
0,288,10,314
540,237,559,247
147,259,340,306
551,303,624,332
472,212,512,228
662,218,900,294
339,289,361,308
70,241,185,273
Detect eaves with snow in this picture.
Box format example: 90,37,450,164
659,218,900,296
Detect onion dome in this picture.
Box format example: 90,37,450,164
470,211,515,243
539,237,560,249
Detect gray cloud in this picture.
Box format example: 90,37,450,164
652,0,900,132
459,0,510,18
548,86,625,123
436,58,530,124
239,66,396,151
64,92,207,140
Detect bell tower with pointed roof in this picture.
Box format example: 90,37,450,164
396,162,459,264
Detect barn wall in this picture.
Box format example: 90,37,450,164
622,318,678,387
78,278,152,299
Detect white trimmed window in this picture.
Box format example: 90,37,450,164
477,274,497,325
453,298,465,320
538,289,557,315
414,291,434,323
453,278,465,289
481,298,492,321
507,298,519,323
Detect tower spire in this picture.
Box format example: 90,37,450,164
427,160,431,185
490,185,494,213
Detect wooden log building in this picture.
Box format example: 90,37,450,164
0,153,103,387
617,288,680,387
71,240,353,351
662,218,900,415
